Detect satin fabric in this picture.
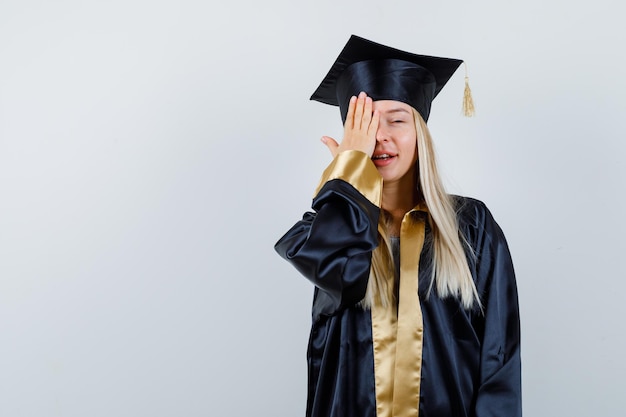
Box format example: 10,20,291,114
371,211,427,417
336,59,437,123
310,35,463,124
275,155,521,417
391,212,425,417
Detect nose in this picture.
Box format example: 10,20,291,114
376,124,389,143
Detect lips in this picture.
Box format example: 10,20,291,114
371,152,397,167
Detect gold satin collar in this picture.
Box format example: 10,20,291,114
371,207,426,417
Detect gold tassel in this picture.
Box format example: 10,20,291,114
462,62,475,117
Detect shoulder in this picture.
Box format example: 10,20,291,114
451,195,507,247
450,196,516,295
452,195,492,225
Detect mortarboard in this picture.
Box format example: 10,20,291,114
310,35,472,123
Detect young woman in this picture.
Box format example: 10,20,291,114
275,35,521,417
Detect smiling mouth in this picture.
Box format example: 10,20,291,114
372,154,394,160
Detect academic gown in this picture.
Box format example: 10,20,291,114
275,150,521,417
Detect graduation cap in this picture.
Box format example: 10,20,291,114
311,35,474,122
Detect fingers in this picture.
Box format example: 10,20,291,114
321,136,339,158
345,92,371,128
344,96,357,129
353,92,366,129
368,109,380,137
361,94,373,130
333,92,378,158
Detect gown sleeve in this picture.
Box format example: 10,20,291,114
274,150,383,317
468,201,522,417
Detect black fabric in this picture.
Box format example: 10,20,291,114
336,59,437,123
310,35,463,123
275,180,522,417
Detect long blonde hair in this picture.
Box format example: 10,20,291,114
361,110,481,310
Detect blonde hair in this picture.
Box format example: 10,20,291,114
361,110,481,310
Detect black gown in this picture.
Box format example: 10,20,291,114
275,151,521,417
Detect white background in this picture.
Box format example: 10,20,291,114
1,0,624,416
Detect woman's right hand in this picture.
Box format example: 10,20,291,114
321,91,380,159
